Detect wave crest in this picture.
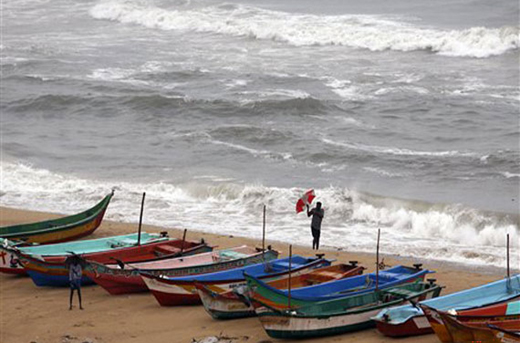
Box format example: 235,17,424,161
90,0,519,58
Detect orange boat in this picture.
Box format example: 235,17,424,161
437,310,520,343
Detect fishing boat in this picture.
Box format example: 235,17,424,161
432,309,520,343
0,192,113,244
449,300,520,330
253,280,442,339
9,234,211,286
85,246,272,295
373,275,520,339
196,262,365,320
141,249,316,307
244,264,432,311
0,232,167,275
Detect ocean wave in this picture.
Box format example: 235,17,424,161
1,161,518,268
90,0,519,58
321,138,476,158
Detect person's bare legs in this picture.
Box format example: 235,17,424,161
78,287,83,310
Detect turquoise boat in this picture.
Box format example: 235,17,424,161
372,275,520,338
0,232,168,275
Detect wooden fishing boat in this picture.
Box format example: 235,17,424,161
196,262,365,320
448,300,520,331
0,232,167,275
373,275,520,339
0,192,113,244
432,309,520,343
141,248,289,306
244,265,432,311
254,280,443,339
145,255,331,307
85,246,271,295
9,234,211,286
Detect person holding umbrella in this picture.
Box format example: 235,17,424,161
307,201,324,250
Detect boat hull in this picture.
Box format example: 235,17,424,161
256,283,441,339
87,246,269,295
142,249,281,306
15,237,210,287
374,315,433,337
245,265,430,311
0,192,113,244
374,275,520,339
436,309,520,343
197,264,365,320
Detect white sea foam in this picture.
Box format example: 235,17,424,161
88,67,136,81
502,171,520,179
321,138,475,158
90,1,519,58
1,162,518,269
363,167,406,178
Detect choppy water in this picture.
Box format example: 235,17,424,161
1,0,519,269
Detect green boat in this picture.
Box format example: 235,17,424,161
253,281,443,339
0,191,113,244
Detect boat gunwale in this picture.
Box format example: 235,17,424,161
0,192,113,238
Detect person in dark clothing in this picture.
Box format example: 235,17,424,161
67,255,84,310
307,202,324,250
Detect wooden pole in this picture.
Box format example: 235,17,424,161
288,244,292,309
376,228,381,292
262,205,266,262
507,234,510,278
181,228,187,254
137,192,146,246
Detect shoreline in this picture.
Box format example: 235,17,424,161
2,205,516,276
0,206,515,343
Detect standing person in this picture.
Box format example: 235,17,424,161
307,202,324,250
67,255,84,310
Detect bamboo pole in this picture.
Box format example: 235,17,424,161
263,205,266,262
137,192,146,246
376,228,381,292
180,228,187,254
288,244,292,309
507,233,510,278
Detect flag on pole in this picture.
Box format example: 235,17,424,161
296,189,316,213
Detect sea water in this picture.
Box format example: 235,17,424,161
1,0,518,269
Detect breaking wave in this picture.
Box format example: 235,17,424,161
1,162,518,268
90,0,519,58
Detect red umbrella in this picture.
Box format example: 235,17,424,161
296,189,316,213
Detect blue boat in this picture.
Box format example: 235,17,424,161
244,265,433,307
140,255,333,306
372,275,520,338
165,255,331,283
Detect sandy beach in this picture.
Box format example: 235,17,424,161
0,206,513,343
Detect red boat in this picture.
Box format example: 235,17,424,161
85,246,269,295
373,276,520,338
13,234,213,287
